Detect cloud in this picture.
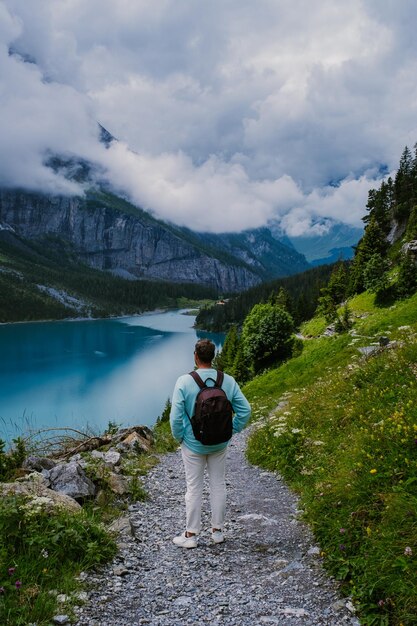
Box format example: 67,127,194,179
2,0,417,235
280,175,379,237
99,142,304,232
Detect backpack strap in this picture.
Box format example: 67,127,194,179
189,370,224,389
185,371,206,422
189,370,206,389
215,370,224,388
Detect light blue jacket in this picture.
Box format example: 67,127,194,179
170,368,251,454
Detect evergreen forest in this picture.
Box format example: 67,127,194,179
0,234,217,323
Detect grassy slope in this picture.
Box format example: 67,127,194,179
244,291,417,626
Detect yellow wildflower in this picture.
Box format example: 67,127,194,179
370,469,377,474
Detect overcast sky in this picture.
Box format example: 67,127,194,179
1,0,417,235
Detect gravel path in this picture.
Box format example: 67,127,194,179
75,432,360,626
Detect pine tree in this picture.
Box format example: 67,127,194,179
397,254,417,298
232,340,251,384
363,253,390,293
348,216,389,295
334,303,353,333
394,146,414,221
327,262,349,304
215,325,239,372
363,179,393,235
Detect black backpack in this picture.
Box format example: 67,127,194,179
186,370,233,445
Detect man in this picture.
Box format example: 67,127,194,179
170,338,251,548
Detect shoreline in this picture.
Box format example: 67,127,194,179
0,305,203,328
0,307,172,328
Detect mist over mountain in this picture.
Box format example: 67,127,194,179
288,222,363,263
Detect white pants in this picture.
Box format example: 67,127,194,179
180,443,227,534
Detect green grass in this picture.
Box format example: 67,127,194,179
301,314,328,337
0,499,116,626
0,412,178,625
244,333,355,418
350,291,417,337
244,291,417,625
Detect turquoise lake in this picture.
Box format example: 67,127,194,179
0,310,224,442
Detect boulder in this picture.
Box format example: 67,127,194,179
114,425,154,446
401,239,417,260
107,472,129,495
16,471,49,486
0,482,81,514
120,431,152,453
23,455,56,471
103,449,121,466
90,449,121,466
49,462,96,500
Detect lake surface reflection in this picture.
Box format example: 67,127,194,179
0,310,223,441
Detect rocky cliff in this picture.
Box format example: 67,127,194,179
0,190,267,292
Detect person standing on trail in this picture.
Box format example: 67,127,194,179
170,338,251,548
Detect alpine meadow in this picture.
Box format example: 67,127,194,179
207,144,417,626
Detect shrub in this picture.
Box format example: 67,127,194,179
0,438,27,482
242,303,294,372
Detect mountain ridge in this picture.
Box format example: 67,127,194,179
0,186,309,293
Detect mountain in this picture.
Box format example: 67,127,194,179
309,246,357,267
184,227,309,280
287,222,363,263
0,187,309,293
0,226,218,323
0,121,311,293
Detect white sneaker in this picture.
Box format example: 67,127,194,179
212,530,224,544
172,532,198,549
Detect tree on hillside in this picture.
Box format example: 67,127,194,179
232,341,251,384
364,178,393,235
214,324,251,384
394,145,414,221
363,253,390,294
334,303,353,333
405,205,417,241
242,303,294,372
215,325,239,371
397,253,417,298
316,262,349,322
348,216,389,295
268,287,292,311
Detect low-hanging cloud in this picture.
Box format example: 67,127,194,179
2,0,417,235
